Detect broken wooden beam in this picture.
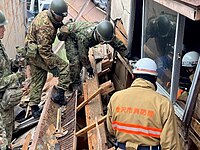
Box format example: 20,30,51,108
98,68,111,77
76,80,113,111
21,131,32,150
75,115,107,137
100,80,115,96
77,87,103,111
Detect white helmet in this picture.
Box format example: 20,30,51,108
182,51,199,67
133,58,158,76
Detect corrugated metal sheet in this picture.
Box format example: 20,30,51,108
0,0,26,58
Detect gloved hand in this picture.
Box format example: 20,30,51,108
16,71,26,83
57,32,68,41
51,67,60,77
11,59,19,73
87,67,94,79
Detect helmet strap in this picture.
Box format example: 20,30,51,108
93,29,101,42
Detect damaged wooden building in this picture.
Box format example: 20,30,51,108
1,0,200,150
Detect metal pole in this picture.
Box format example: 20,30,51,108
183,57,200,127
127,0,136,58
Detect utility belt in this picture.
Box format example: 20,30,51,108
116,142,161,150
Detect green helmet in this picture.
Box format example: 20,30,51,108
50,0,68,17
0,10,8,26
156,15,171,37
96,20,114,42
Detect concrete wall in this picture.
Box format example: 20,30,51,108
0,0,26,58
110,0,131,35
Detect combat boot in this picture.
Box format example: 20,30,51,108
31,105,41,119
51,86,68,105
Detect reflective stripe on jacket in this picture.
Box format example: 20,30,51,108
107,78,180,150
112,121,162,138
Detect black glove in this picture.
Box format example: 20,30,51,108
87,67,94,78
11,59,19,73
57,32,68,41
51,67,60,77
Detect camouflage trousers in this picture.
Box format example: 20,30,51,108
65,39,84,86
28,53,71,106
0,87,23,144
0,114,8,150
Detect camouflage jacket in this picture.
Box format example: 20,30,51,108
25,10,58,69
145,15,176,56
60,21,128,69
0,41,22,92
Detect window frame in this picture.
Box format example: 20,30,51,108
141,0,197,121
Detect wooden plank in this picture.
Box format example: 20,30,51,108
153,0,200,20
98,68,111,77
74,0,91,22
77,80,112,111
188,129,200,149
191,117,200,137
102,58,113,70
117,52,132,74
30,88,59,150
176,0,200,7
99,80,115,96
84,47,107,150
96,61,102,74
29,88,59,150
77,87,103,111
115,19,128,37
95,117,103,150
115,52,133,89
115,19,128,47
115,28,128,47
22,131,32,150
75,115,107,137
112,73,124,90
194,93,200,118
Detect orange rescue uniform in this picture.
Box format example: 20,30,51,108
107,78,181,150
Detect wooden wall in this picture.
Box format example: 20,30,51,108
110,0,131,36
0,0,26,58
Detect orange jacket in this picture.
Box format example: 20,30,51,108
107,78,180,150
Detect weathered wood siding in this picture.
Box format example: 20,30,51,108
110,0,131,35
0,0,26,58
194,93,200,119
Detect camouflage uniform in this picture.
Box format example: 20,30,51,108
59,21,128,85
145,14,176,81
25,10,70,106
0,41,25,144
0,114,8,150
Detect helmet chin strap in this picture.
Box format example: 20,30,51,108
93,29,98,42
